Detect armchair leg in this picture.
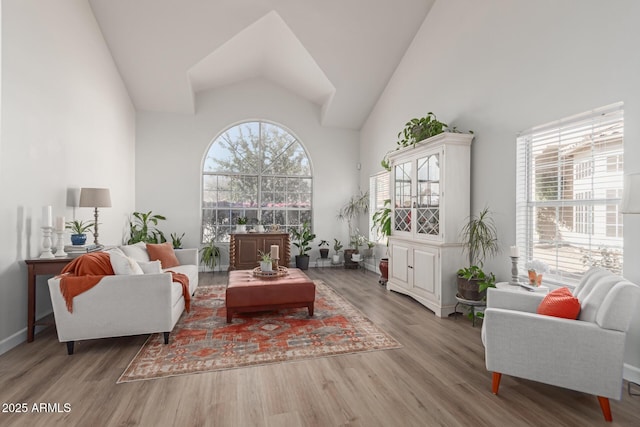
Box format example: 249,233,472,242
492,372,502,395
66,341,74,355
597,396,612,422
163,332,170,344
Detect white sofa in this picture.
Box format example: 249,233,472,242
48,245,199,354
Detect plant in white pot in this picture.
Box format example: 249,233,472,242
258,250,273,272
456,207,499,301
332,239,343,264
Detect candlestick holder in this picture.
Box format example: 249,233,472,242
509,256,520,285
271,257,280,271
55,230,67,257
40,226,55,259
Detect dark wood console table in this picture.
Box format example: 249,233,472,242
24,257,74,342
229,232,290,270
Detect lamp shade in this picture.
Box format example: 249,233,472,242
621,173,640,214
79,188,112,208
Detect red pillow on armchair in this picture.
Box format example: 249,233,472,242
537,287,581,320
146,242,180,269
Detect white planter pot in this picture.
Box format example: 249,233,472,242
255,225,265,233
260,261,273,272
332,254,340,264
236,224,246,233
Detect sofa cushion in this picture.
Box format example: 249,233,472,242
147,242,180,268
537,287,581,319
109,250,144,275
137,260,163,274
119,242,150,262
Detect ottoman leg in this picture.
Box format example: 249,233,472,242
308,302,314,317
226,309,233,323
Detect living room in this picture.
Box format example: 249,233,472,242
2,0,640,425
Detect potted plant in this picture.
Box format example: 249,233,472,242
456,207,500,301
171,232,185,249
318,240,330,259
337,192,369,268
258,250,273,272
236,217,248,233
371,198,391,283
65,219,95,246
127,211,167,244
290,221,316,270
200,240,221,272
332,238,343,264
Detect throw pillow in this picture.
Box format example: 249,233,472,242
137,260,163,274
120,242,150,262
109,250,144,275
146,242,180,268
537,287,581,320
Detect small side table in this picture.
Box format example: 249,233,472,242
24,257,74,342
454,295,486,327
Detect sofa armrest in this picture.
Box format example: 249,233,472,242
486,287,545,313
175,248,198,266
484,307,626,399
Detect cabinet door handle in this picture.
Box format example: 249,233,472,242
408,265,413,269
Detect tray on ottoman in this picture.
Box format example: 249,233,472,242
226,268,316,323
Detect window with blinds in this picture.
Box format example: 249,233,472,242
516,103,624,284
369,171,390,243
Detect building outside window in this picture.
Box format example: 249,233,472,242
202,121,312,242
516,103,624,283
369,171,390,243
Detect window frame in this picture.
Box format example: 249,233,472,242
516,103,624,285
369,170,390,244
201,121,313,243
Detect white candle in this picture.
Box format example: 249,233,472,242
270,245,279,260
55,216,65,232
42,206,53,228
510,246,520,258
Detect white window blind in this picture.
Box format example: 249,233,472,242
516,103,624,284
369,171,390,243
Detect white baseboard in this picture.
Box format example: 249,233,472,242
624,363,640,384
0,311,54,356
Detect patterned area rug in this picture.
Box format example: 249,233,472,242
118,281,401,383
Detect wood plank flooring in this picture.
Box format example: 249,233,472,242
1,268,640,426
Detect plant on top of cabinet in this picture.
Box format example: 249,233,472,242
456,206,499,301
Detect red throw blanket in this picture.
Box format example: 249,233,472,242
58,252,190,313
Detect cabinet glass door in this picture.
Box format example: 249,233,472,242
394,161,412,232
416,153,440,236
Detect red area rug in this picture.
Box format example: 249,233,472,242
118,281,401,383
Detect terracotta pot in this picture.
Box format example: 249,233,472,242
379,258,389,283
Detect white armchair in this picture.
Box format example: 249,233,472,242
482,267,640,422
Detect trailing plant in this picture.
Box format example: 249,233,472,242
397,112,447,148
371,199,391,244
171,232,185,249
200,240,221,272
290,222,316,256
127,211,167,244
65,219,95,235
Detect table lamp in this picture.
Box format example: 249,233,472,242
79,187,112,245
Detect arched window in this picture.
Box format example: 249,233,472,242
202,121,312,242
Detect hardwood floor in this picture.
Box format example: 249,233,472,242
1,268,639,426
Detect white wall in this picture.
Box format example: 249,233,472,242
0,0,135,354
135,78,360,266
360,0,640,381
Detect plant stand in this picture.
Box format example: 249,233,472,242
453,295,486,327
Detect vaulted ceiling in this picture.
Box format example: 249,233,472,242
89,0,434,129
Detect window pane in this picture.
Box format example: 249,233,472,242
201,121,313,242
516,103,624,282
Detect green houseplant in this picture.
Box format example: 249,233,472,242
290,221,316,270
171,232,185,249
457,207,499,301
337,192,369,268
258,250,273,272
318,240,330,259
332,238,343,264
200,240,221,272
66,219,95,246
127,211,167,244
371,198,392,283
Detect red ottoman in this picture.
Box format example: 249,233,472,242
226,268,316,323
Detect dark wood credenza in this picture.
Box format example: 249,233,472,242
229,232,290,270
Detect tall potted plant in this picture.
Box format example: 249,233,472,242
371,198,391,284
337,192,369,268
457,207,499,300
290,222,316,270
